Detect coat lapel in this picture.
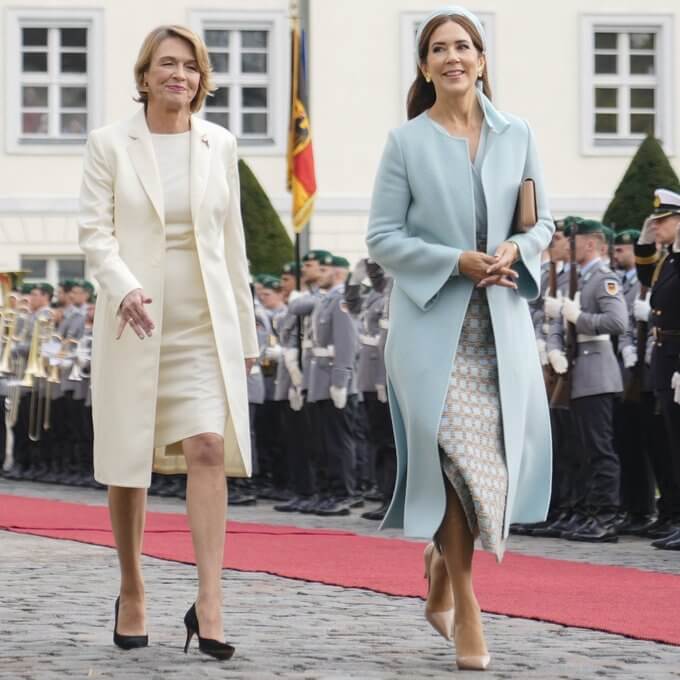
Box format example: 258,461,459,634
127,109,165,226
189,116,212,226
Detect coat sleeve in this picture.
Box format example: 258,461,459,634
78,131,142,309
225,136,258,359
331,297,358,390
575,275,628,336
507,123,555,301
366,131,462,312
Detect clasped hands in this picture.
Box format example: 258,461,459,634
459,241,519,290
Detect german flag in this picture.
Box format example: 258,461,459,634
287,20,316,233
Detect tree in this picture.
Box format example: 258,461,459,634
239,159,293,275
602,134,680,231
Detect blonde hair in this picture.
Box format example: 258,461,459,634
133,25,215,113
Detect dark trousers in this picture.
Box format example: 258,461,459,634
281,402,317,497
249,403,260,476
571,394,621,514
316,396,357,498
549,407,578,513
614,397,656,517
363,392,396,500
657,390,680,520
0,395,6,468
351,399,372,490
12,394,32,469
255,400,287,489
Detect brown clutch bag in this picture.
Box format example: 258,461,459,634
513,178,538,233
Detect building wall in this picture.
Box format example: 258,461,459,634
1,0,678,277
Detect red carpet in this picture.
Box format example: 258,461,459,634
1,493,678,646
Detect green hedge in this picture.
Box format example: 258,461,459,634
603,134,680,232
239,159,293,276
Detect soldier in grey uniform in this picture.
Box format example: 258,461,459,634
546,219,628,542
346,258,396,521
611,230,657,532
307,254,359,516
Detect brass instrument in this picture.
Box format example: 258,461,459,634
0,310,18,375
68,336,92,382
26,310,55,442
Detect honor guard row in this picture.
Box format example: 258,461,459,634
515,188,680,550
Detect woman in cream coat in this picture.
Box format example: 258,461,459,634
79,25,257,659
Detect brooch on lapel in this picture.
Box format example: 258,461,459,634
201,134,209,148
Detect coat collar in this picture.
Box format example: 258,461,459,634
126,108,212,227
476,90,510,135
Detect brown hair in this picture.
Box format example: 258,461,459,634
133,25,215,113
407,15,492,120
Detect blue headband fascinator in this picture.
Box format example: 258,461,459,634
414,5,487,90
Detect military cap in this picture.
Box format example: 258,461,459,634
601,225,615,243
59,279,75,292
281,261,299,276
652,188,680,218
302,249,332,263
261,277,282,291
613,229,640,245
253,273,272,284
331,255,350,268
82,280,95,292
20,282,34,295
32,282,54,297
562,215,584,236
571,218,605,236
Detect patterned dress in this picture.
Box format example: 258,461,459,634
437,122,509,562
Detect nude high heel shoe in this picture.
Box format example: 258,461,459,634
423,542,454,641
454,617,491,670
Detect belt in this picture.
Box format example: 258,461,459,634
576,334,610,343
302,339,313,350
312,345,335,358
359,334,381,347
652,327,680,343
379,319,389,330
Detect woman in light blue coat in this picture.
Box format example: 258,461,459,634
366,7,553,670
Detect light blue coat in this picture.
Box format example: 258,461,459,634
366,92,554,540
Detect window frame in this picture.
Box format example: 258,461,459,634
580,13,674,157
20,254,87,288
5,8,104,155
399,11,496,121
189,9,289,156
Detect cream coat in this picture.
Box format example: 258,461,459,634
79,108,258,488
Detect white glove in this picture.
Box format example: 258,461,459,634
329,385,348,409
376,384,388,403
562,292,581,324
548,349,568,375
264,344,283,361
536,339,549,366
633,294,651,323
672,372,680,406
349,258,368,285
288,386,304,411
621,345,637,369
638,215,657,245
283,348,303,387
544,292,563,320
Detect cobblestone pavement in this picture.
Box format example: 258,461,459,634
1,480,680,679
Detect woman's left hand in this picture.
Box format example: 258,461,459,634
477,241,520,289
245,358,256,375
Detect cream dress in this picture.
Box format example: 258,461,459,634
151,132,228,449
437,121,509,562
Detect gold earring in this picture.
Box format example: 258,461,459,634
478,70,483,79
424,73,431,83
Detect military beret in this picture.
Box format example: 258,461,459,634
601,225,614,242
572,218,605,236
32,282,54,297
261,277,282,291
562,216,584,236
652,188,680,218
331,255,350,268
253,273,272,284
59,279,75,291
281,261,299,276
613,229,640,245
302,249,332,263
81,280,95,292
20,283,34,295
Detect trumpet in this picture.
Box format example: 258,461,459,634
25,309,55,442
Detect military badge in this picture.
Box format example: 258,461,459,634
654,195,661,209
605,280,620,295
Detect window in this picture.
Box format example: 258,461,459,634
21,255,85,287
581,15,674,155
5,9,104,154
399,11,496,118
190,10,289,154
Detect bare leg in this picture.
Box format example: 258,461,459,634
108,486,147,635
436,480,488,659
183,433,227,642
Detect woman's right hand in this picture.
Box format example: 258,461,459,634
117,288,155,340
458,251,518,289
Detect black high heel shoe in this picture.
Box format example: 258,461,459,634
183,603,235,660
113,596,149,650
